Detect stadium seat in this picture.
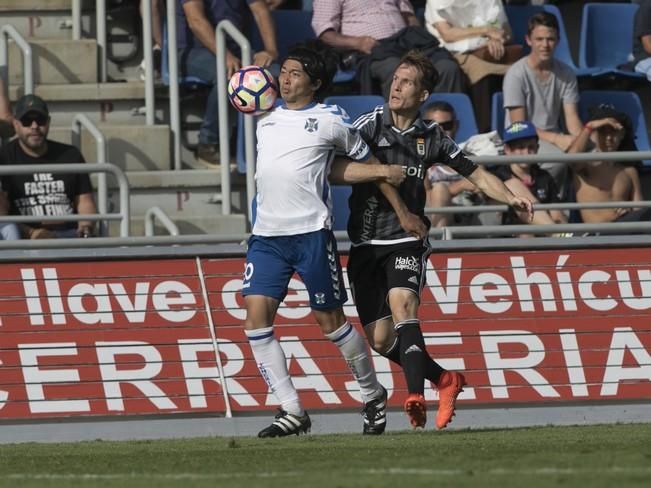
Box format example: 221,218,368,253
578,90,651,166
251,10,315,60
504,4,593,75
323,95,384,121
422,93,479,143
578,3,644,79
490,91,504,133
250,9,354,84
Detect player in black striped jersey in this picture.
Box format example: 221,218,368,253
347,50,534,430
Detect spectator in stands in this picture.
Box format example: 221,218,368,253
424,0,522,132
312,0,464,96
502,12,582,188
0,95,97,239
178,0,278,166
422,101,480,227
0,78,13,139
493,121,566,234
567,105,649,224
633,0,651,81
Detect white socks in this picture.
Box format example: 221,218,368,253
245,326,303,417
325,321,382,402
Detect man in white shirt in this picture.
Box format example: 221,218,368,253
242,45,407,437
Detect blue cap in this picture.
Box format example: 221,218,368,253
503,121,538,144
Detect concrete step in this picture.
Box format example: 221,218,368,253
0,9,90,40
8,81,148,126
48,124,172,172
8,38,97,85
0,0,73,10
103,170,250,236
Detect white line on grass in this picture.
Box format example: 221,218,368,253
6,467,651,480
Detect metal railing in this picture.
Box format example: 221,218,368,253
0,163,131,237
141,0,155,125
70,0,106,81
165,0,181,170
72,114,108,236
216,20,252,216
72,0,82,40
144,206,179,236
0,25,33,94
470,150,651,166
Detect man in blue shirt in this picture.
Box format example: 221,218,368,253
177,0,278,165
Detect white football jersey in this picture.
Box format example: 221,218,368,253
252,102,370,236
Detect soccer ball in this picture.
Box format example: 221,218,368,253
227,65,278,115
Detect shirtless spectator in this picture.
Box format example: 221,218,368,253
567,105,648,225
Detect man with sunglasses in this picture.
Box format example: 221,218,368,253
0,94,97,239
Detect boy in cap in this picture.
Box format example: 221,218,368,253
492,120,566,231
0,94,97,239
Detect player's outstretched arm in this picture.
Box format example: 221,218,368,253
467,166,534,221
329,156,405,186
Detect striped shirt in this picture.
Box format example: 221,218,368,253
311,0,414,40
348,104,478,246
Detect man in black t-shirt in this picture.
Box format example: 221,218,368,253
0,94,97,239
348,51,533,431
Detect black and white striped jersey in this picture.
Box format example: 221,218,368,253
347,103,478,245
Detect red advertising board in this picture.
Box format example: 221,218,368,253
0,248,649,420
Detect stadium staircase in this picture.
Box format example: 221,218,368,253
0,0,248,236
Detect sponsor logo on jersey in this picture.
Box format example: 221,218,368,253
395,256,419,273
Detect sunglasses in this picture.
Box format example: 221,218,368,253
20,114,48,127
438,120,456,131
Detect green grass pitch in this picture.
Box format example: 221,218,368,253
1,423,649,488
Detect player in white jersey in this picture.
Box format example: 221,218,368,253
241,45,407,437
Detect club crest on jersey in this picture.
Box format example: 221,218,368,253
416,137,425,156
304,118,318,133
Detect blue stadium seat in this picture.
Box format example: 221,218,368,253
578,3,644,79
251,10,315,60
578,90,651,166
251,9,354,84
490,91,504,133
422,92,478,143
323,95,384,121
503,4,594,75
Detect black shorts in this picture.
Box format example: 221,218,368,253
347,240,430,327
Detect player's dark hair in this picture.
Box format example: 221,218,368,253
285,41,336,97
397,50,438,94
527,12,560,38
